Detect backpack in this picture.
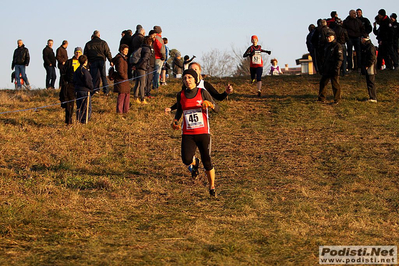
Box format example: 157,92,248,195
108,66,116,81
129,47,142,65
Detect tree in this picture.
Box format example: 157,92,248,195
201,49,235,77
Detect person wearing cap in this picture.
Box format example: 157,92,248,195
73,55,94,124
376,9,397,70
60,47,83,125
56,40,69,91
318,31,343,105
243,35,271,97
333,18,349,75
83,30,113,94
360,35,377,102
152,26,166,91
391,13,399,67
171,69,219,197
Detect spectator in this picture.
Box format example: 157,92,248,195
327,11,338,29
60,47,82,125
333,19,349,75
183,55,196,70
120,29,132,48
173,51,183,78
145,30,157,98
376,9,397,70
152,26,166,90
312,19,331,73
11,39,31,90
306,24,317,72
43,39,57,90
160,37,169,85
133,36,153,104
113,44,130,113
130,26,145,79
343,9,365,71
84,30,113,94
390,13,399,68
360,35,377,102
318,31,343,105
356,8,372,34
73,55,93,124
56,40,68,91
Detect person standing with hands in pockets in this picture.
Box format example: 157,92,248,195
243,35,271,97
171,69,219,197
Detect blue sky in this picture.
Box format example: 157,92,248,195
0,0,397,89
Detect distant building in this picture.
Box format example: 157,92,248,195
296,53,316,75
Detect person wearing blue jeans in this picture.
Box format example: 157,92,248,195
12,39,31,90
43,39,57,89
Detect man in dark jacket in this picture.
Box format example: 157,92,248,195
84,30,113,94
318,31,343,104
376,9,396,70
361,35,377,102
333,19,349,75
356,9,372,35
129,26,145,79
343,9,365,70
391,13,399,67
43,39,57,90
56,40,68,90
12,39,31,90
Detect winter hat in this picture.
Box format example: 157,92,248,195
378,9,386,16
182,69,199,84
251,35,258,42
74,47,82,53
153,26,162,33
391,13,397,19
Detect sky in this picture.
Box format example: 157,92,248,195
0,0,397,89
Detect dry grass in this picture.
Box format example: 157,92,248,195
1,71,399,265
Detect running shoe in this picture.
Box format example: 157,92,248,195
188,157,200,179
209,188,216,197
257,90,261,97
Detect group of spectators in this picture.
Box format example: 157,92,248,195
306,8,398,105
307,8,398,74
11,25,173,124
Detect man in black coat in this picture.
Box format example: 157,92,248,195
343,9,365,70
56,40,68,90
84,30,113,94
12,39,31,90
356,9,372,35
376,9,396,70
318,31,343,104
390,13,399,68
43,39,57,90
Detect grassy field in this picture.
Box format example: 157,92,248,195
0,71,398,265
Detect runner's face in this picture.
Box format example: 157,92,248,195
183,74,196,89
189,64,201,76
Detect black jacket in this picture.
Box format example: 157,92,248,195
358,16,372,34
84,36,112,62
43,46,56,67
73,65,93,92
56,46,68,68
12,45,30,69
361,40,376,73
343,16,365,38
321,40,343,76
377,16,393,44
136,44,152,71
334,25,349,45
130,33,145,55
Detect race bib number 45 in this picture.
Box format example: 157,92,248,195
184,108,204,129
252,51,262,65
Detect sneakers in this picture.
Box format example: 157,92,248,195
367,99,377,103
188,157,200,179
135,98,141,104
142,99,149,105
257,90,261,97
209,188,216,197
